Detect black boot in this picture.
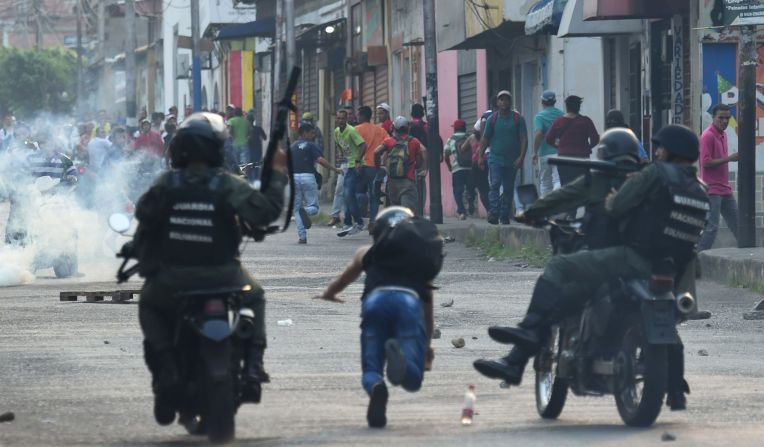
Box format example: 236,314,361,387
487,278,561,351
242,346,269,403
152,349,179,426
473,346,531,385
666,344,689,411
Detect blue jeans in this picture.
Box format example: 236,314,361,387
698,194,739,251
360,288,426,396
293,173,319,240
488,162,517,220
452,169,476,215
357,166,381,224
343,167,363,226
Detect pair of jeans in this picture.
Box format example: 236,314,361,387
343,167,363,226
488,162,517,220
698,194,739,251
538,155,560,196
293,173,319,240
471,165,490,213
452,169,476,215
357,166,381,224
557,159,587,186
360,288,426,395
387,178,419,213
330,163,347,218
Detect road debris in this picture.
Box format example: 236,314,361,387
432,328,442,339
452,337,465,348
698,349,709,356
441,299,454,308
277,319,294,327
0,412,14,422
661,432,676,442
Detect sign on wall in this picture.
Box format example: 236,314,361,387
722,0,764,26
671,15,684,124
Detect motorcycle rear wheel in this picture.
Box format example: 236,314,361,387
534,326,568,419
205,375,236,444
614,318,667,427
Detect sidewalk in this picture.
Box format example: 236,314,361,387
435,216,764,296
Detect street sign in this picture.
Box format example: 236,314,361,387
723,0,764,26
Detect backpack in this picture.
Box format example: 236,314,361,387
386,137,411,179
453,134,471,167
483,110,521,142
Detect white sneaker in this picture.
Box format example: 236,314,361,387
336,225,353,237
347,224,363,236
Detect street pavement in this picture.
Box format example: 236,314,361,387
1,216,764,446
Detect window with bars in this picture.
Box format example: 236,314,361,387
458,73,477,122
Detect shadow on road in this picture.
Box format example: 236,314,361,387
111,436,282,446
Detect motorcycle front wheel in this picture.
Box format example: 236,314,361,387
534,325,568,419
614,318,668,427
205,372,236,444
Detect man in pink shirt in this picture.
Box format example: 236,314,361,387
698,103,738,250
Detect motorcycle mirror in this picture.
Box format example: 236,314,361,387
517,184,539,208
108,213,132,234
34,175,59,192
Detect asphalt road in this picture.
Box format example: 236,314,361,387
1,215,764,446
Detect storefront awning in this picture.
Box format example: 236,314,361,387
557,0,643,37
558,0,643,37
215,18,275,41
525,0,568,35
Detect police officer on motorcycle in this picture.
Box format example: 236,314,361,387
474,125,708,410
518,128,641,249
130,112,287,425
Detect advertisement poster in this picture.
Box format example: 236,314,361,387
701,42,764,170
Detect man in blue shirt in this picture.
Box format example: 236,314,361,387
478,91,528,224
532,90,563,196
289,122,341,244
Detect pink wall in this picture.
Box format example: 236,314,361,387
433,49,488,218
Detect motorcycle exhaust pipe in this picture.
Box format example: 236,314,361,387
676,292,696,315
235,308,256,339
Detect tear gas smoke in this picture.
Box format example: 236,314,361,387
0,115,165,287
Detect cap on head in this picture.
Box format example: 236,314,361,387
393,116,410,130
302,112,315,121
541,90,556,103
452,119,466,130
377,103,391,113
651,124,700,162
497,90,512,100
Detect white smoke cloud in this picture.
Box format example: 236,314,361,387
0,115,165,286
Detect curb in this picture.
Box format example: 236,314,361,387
438,222,550,253
698,249,764,290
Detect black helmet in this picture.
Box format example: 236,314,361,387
372,206,415,241
651,124,699,162
169,112,227,168
595,128,641,163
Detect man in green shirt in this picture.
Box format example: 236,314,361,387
227,107,251,167
533,90,563,196
478,90,528,224
334,109,367,236
444,119,474,219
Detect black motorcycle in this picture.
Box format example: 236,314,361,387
516,186,695,427
111,215,260,444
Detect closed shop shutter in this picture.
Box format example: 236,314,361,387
374,65,388,107
362,71,375,108
303,51,320,120
458,73,477,122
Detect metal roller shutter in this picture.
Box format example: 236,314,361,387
361,71,375,108
458,73,477,122
374,65,388,107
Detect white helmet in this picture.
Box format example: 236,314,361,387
393,116,410,130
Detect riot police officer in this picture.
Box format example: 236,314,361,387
475,125,708,410
131,113,287,425
519,127,642,249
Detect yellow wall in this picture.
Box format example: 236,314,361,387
465,0,504,38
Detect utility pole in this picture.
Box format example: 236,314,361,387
191,0,202,111
423,0,443,223
285,0,295,73
125,0,137,127
76,0,83,117
737,24,757,247
33,0,42,48
273,0,283,103
97,0,105,60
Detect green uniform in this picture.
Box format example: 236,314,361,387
135,166,287,352
541,163,699,302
